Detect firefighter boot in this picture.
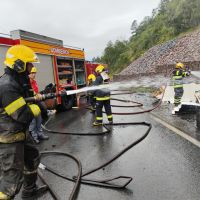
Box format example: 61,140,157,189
22,185,48,199
172,106,179,115
0,192,11,200
93,121,103,126
22,173,48,199
90,107,96,114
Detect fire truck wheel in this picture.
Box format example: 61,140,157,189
197,107,200,129
58,95,75,111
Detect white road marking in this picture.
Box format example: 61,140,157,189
151,115,200,148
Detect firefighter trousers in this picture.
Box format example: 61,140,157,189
88,94,96,110
174,87,184,106
95,99,113,123
0,142,40,198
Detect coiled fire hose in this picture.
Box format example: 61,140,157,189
38,122,151,200
25,86,166,200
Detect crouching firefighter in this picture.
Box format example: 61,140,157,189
92,65,113,126
172,62,187,114
0,45,48,199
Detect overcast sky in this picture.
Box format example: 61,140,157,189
0,0,160,60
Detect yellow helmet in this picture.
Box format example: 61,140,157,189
95,65,104,73
87,74,96,82
176,62,184,69
4,45,39,73
30,67,37,73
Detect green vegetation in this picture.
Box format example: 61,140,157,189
93,0,200,75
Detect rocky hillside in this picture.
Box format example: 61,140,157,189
114,29,200,80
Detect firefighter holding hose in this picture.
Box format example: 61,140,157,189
0,45,47,199
172,62,188,114
92,65,113,126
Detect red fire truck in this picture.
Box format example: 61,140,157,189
0,30,87,110
85,61,108,81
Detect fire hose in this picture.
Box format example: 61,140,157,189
38,122,151,200
24,87,165,200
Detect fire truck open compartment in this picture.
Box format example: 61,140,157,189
74,60,86,88
56,57,86,88
56,57,74,85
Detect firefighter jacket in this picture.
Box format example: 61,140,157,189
92,74,110,100
0,68,35,143
172,69,187,88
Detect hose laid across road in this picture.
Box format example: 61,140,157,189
39,151,82,200
39,122,151,200
34,89,166,199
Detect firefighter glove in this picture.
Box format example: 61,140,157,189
35,94,44,101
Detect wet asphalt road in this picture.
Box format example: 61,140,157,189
16,95,200,200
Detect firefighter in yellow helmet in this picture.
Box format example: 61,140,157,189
87,74,96,112
172,62,188,114
92,65,113,125
87,74,96,85
0,45,48,199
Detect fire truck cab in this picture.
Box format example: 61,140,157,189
0,30,87,111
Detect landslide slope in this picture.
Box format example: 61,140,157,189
118,29,200,77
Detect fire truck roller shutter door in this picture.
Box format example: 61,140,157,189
34,54,55,90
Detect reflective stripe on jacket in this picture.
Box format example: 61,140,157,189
0,68,35,143
172,69,186,88
95,96,110,101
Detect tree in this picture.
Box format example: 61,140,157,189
131,20,138,35
96,0,200,75
158,0,170,14
92,56,101,63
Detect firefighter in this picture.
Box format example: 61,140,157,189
92,65,113,125
0,45,48,199
87,74,96,112
88,74,96,85
172,62,187,114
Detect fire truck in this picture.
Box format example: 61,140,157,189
85,61,108,81
0,30,87,110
